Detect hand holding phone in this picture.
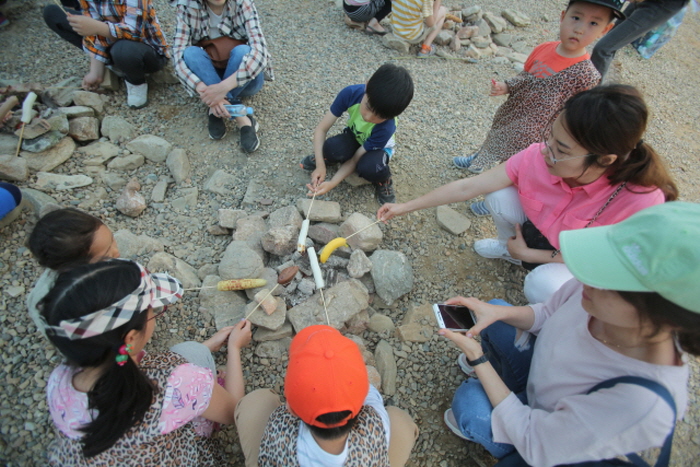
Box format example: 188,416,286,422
433,303,477,331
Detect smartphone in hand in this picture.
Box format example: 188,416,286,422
433,303,477,331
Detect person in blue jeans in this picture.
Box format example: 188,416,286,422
171,0,273,153
591,0,689,81
436,201,700,465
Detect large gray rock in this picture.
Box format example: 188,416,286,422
170,187,198,212
368,313,395,334
126,135,172,163
0,155,29,181
107,154,145,171
502,8,531,27
375,340,397,395
42,78,80,107
475,18,492,37
434,30,455,46
21,136,75,172
79,141,120,164
72,91,104,114
296,199,342,223
35,172,92,191
254,338,291,360
204,169,237,196
347,249,372,278
114,229,164,258
166,148,191,183
253,321,293,342
246,296,286,331
241,179,266,208
483,12,507,33
261,225,298,257
58,106,95,119
101,116,135,143
219,241,264,280
436,205,471,235
219,209,247,229
147,252,201,289
269,205,303,229
308,222,339,245
339,213,383,252
21,130,64,153
151,178,168,202
369,250,413,306
245,267,281,299
19,188,57,219
199,275,247,329
0,134,18,155
234,215,267,258
68,117,100,142
287,279,369,332
101,172,128,191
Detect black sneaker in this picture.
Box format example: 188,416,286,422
374,178,395,204
240,115,260,153
299,155,316,171
208,112,226,140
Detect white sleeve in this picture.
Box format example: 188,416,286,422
491,384,676,467
528,278,581,334
364,385,391,448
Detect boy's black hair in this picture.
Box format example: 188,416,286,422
566,0,625,22
305,410,358,440
365,63,414,120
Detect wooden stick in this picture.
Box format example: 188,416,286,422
53,0,68,14
14,124,25,158
319,288,330,326
345,218,382,240
244,283,280,321
306,191,317,219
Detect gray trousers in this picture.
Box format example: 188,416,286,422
170,341,216,374
591,0,689,80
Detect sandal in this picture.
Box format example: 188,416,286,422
344,16,365,30
365,24,388,36
470,200,491,217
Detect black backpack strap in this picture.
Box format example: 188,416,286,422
586,376,677,467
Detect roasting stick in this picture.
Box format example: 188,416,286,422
244,266,299,321
53,0,68,14
306,191,317,219
344,218,382,241
307,246,330,325
319,289,330,326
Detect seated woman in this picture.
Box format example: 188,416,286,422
171,0,273,152
377,84,677,304
43,0,169,109
27,208,120,337
40,259,252,465
437,202,699,465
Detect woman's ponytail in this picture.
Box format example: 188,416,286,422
608,141,678,201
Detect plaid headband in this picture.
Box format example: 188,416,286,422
44,261,183,340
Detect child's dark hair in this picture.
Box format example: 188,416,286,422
28,208,104,271
40,259,153,457
619,291,700,356
566,1,616,23
561,84,678,201
306,411,358,440
365,63,414,120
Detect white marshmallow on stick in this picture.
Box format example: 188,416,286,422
307,247,325,290
297,218,310,254
21,92,38,124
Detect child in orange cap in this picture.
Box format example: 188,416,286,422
234,325,419,467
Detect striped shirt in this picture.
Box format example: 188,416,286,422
78,0,169,64
390,0,433,41
171,0,273,94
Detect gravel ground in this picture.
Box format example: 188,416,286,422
1,0,699,465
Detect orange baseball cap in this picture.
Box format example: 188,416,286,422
284,325,369,428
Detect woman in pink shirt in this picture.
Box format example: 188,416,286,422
377,84,677,303
41,259,252,465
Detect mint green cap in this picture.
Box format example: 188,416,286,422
559,202,700,313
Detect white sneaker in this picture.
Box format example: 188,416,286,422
457,354,477,378
444,409,469,440
125,81,148,109
474,238,522,265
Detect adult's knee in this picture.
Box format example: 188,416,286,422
523,263,573,304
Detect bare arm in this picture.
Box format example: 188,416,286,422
308,144,366,196
377,163,512,221
310,111,339,188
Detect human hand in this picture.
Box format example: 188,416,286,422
506,223,530,261
489,80,508,96
202,326,235,352
444,296,500,337
306,181,334,196
199,82,229,107
310,167,326,188
209,99,231,119
438,328,483,361
67,13,103,37
376,203,406,222
82,71,103,91
228,319,252,350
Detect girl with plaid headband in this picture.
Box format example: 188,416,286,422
40,259,252,465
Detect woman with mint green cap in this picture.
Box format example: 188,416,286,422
437,202,700,466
